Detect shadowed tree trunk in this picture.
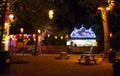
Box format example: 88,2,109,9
101,9,110,62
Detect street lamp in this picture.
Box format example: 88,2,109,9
20,28,24,33
38,29,42,46
38,29,41,34
109,33,112,38
34,29,41,55
48,10,54,19
9,14,14,22
38,29,43,54
20,28,24,48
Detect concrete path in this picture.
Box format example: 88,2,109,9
0,54,113,76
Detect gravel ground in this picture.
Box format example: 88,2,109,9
0,54,113,76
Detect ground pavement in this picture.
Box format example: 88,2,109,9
0,54,113,76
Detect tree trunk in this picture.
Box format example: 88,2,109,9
0,1,8,49
101,9,110,62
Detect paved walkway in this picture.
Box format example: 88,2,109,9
0,54,114,76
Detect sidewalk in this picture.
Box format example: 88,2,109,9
0,54,113,76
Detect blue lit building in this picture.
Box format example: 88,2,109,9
66,25,97,53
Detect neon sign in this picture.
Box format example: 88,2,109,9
70,25,96,38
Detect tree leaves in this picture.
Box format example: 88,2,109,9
10,0,55,34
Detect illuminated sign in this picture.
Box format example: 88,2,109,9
66,39,97,47
70,25,96,38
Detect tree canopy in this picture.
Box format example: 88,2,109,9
10,0,55,34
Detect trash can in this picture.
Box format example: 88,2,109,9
112,62,120,76
0,51,11,73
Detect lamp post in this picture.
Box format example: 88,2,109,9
38,29,42,54
20,28,24,34
48,10,54,19
48,9,54,26
34,29,41,55
9,14,14,22
20,28,24,47
98,0,114,62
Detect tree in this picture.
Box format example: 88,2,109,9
11,0,55,34
0,0,8,49
79,0,120,62
10,0,56,55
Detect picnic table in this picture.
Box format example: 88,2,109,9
77,54,97,64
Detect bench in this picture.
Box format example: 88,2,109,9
77,54,97,64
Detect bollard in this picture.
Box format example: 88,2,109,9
0,51,11,73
